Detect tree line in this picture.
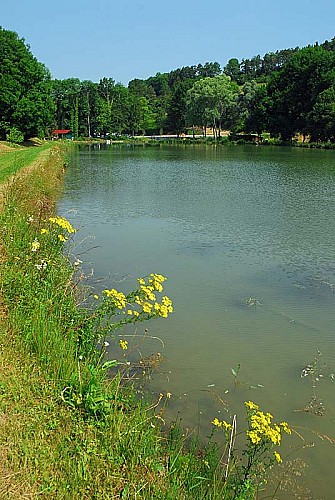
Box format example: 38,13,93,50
0,26,334,143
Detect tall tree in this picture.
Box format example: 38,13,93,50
308,84,335,141
52,78,81,131
0,27,55,138
224,58,241,82
186,75,239,137
165,79,193,135
267,46,335,140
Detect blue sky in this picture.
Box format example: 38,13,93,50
1,0,334,84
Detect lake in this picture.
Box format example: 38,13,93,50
60,144,335,498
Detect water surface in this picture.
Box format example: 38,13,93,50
60,144,335,498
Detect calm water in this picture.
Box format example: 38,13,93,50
60,144,335,498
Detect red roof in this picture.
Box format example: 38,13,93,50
52,129,71,134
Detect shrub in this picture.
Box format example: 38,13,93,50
6,127,24,144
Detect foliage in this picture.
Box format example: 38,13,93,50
0,27,55,139
212,401,292,497
267,45,335,141
1,25,334,143
186,75,240,136
5,126,24,144
308,84,335,141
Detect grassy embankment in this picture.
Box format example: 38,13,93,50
0,143,231,499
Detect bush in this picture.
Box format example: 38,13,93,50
6,127,24,144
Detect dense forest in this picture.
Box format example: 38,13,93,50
0,26,334,142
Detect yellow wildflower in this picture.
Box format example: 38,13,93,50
40,228,48,235
58,234,67,242
133,311,140,317
93,294,99,300
49,216,76,234
148,273,166,292
280,422,292,434
31,239,40,252
247,430,261,444
245,401,259,411
154,303,168,317
222,420,233,431
266,427,281,445
212,418,222,427
162,295,173,312
274,451,282,463
154,298,173,318
103,289,126,309
119,339,128,350
142,302,153,313
140,285,156,301
135,295,142,305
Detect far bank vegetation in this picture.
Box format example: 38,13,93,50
0,27,334,145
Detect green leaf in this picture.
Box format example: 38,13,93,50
102,360,119,370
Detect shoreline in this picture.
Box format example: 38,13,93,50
69,136,335,150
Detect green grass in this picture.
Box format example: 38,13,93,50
0,143,51,182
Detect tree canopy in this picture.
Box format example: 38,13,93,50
1,26,334,143
0,27,54,139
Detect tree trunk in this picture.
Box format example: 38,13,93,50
87,113,91,138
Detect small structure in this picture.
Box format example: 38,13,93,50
52,129,73,140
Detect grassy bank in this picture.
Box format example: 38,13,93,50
0,144,294,498
0,142,52,183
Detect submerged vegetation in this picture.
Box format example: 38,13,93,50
0,144,300,497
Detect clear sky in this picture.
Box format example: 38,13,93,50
1,0,334,85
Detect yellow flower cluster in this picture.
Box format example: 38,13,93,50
135,275,173,318
49,216,76,234
154,296,173,318
138,283,156,301
148,273,166,292
119,339,128,350
245,401,291,446
103,289,127,309
127,309,140,317
245,401,259,411
212,418,233,431
101,275,173,319
280,421,291,435
31,239,40,252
